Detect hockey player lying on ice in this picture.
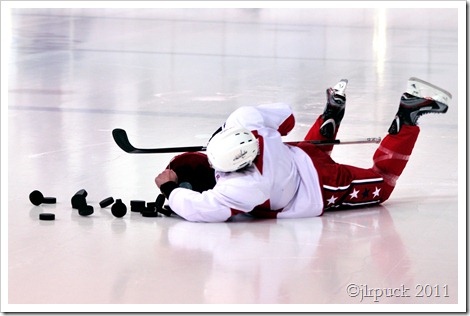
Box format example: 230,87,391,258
155,78,451,223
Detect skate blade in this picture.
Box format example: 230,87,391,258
408,77,452,105
333,79,348,95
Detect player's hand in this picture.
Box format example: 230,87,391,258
155,169,178,188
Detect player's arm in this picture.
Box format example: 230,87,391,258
155,169,268,223
224,103,295,135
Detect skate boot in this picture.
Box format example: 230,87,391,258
320,79,348,138
388,77,451,134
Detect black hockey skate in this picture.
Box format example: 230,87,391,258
320,79,348,138
388,77,451,135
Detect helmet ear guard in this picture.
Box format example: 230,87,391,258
206,127,259,172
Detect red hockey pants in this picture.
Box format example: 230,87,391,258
299,115,419,211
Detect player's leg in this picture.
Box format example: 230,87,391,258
304,79,348,154
299,142,386,211
316,78,450,210
372,78,450,201
321,164,386,210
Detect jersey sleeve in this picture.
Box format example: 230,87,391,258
224,103,295,136
168,188,233,222
168,168,270,223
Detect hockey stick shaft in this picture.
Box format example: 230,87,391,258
112,128,381,154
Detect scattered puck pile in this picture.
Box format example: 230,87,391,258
29,189,174,221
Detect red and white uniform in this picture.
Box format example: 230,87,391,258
167,103,420,222
168,103,323,222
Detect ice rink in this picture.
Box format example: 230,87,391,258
2,3,465,313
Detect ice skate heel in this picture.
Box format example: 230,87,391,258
320,79,348,138
388,78,450,135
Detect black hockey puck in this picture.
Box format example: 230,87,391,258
29,190,44,206
130,200,146,212
43,197,57,204
71,189,88,209
78,205,94,216
99,197,114,208
111,199,127,218
30,190,57,206
158,207,173,217
39,213,55,221
141,210,159,217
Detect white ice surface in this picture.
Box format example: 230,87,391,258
2,4,465,313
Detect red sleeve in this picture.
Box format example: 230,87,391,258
278,113,295,136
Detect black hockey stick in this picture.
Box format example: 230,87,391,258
112,128,381,154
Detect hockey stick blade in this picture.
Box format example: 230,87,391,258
112,128,137,153
113,128,381,154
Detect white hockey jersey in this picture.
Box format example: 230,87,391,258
168,103,324,222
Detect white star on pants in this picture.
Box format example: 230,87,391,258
327,195,337,205
349,188,360,199
373,187,381,198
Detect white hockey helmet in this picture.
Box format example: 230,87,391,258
206,127,259,172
